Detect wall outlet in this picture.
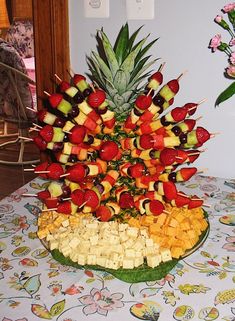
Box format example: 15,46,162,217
126,0,154,20
84,0,109,18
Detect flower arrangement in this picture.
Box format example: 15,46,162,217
209,2,235,106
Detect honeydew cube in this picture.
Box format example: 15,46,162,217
147,254,161,268
122,257,135,269
77,254,87,265
160,248,172,262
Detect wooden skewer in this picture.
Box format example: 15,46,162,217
41,208,57,212
158,62,166,72
163,209,170,214
60,173,70,178
33,122,42,129
210,132,220,138
78,200,88,208
147,88,153,96
44,90,51,97
177,70,187,81
90,83,96,92
26,106,36,112
22,193,37,197
24,168,50,174
55,74,62,82
69,68,75,76
66,69,73,78
19,136,33,141
175,156,183,160
29,127,40,132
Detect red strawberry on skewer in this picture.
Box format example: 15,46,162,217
95,205,113,222
145,199,165,216
119,192,135,209
47,163,65,180
160,148,177,166
68,125,87,144
87,89,106,108
188,195,204,209
47,92,72,115
71,189,85,207
66,164,86,183
135,94,152,111
99,141,119,161
128,163,145,178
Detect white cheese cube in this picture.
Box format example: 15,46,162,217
96,257,106,267
122,257,134,269
134,256,144,267
50,240,59,251
125,248,135,257
146,238,154,247
69,237,80,249
120,232,129,243
46,234,55,241
126,227,138,238
87,254,97,265
62,219,70,227
160,248,172,262
118,223,127,232
147,254,161,268
89,234,99,246
123,239,135,249
70,252,79,262
77,254,87,265
140,229,148,238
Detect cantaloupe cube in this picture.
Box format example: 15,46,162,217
149,223,161,234
157,213,167,226
171,246,184,258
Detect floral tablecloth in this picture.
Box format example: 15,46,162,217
0,175,235,321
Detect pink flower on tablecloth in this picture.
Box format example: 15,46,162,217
230,52,235,64
79,287,124,316
47,282,62,296
223,236,235,251
2,318,28,321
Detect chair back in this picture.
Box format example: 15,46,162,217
0,39,36,126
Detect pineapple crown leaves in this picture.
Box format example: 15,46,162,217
87,23,159,117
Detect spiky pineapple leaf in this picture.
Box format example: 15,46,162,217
120,38,147,74
135,38,159,64
91,51,113,82
87,58,106,88
130,55,151,80
114,23,129,65
128,59,158,90
127,25,144,54
100,30,119,77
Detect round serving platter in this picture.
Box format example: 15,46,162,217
40,219,210,283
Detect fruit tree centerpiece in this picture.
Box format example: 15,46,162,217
28,24,211,282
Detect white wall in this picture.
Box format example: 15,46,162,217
69,0,235,179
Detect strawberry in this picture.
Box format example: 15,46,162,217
95,205,112,221
128,163,145,178
139,134,154,149
196,127,210,145
73,74,86,85
160,148,177,166
71,189,84,207
124,115,137,130
83,189,100,208
66,164,86,182
163,181,177,200
47,163,64,180
147,71,163,90
104,117,115,129
37,109,47,122
176,150,188,164
180,167,197,181
187,150,200,163
87,89,106,108
149,200,165,215
44,197,59,209
188,195,203,209
99,141,119,161
37,190,51,200
34,161,49,178
184,102,198,116
39,125,54,142
183,119,196,132
171,106,187,122
49,93,63,108
175,192,190,207
167,79,179,94
59,80,71,92
69,125,86,144
135,95,152,110
119,192,134,208
57,201,71,214
33,136,47,151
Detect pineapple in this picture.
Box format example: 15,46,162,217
88,23,158,120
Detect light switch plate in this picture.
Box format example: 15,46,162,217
84,0,109,18
126,0,154,20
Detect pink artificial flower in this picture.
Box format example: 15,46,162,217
230,51,235,64
230,38,235,46
215,15,223,23
226,64,235,77
209,34,222,51
223,3,235,12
